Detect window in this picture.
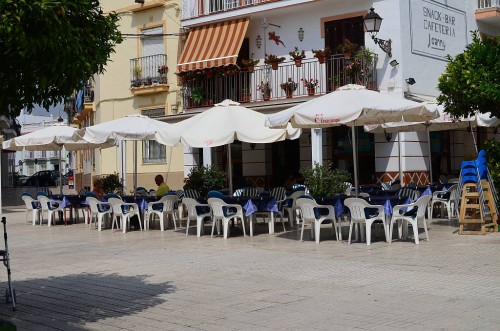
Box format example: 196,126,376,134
143,140,166,163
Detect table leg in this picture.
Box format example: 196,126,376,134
268,212,275,234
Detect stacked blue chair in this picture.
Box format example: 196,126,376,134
457,151,498,234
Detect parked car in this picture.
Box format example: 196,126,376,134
24,170,60,187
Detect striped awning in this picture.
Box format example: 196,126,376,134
177,18,249,72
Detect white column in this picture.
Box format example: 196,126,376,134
311,128,323,167
351,124,359,197
203,147,212,166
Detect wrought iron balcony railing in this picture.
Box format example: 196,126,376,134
478,0,500,9
130,54,168,88
181,54,377,110
181,0,281,20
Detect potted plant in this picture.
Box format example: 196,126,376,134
241,88,252,103
300,161,351,198
257,81,272,101
264,53,285,70
344,59,362,83
242,53,260,73
102,173,124,195
191,87,204,106
328,75,340,91
144,76,153,86
312,46,330,64
289,47,306,67
301,78,319,96
158,64,168,75
280,78,298,98
337,39,358,58
133,65,142,80
183,165,226,197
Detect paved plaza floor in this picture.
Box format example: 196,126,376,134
0,206,499,330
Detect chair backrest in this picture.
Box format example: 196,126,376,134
296,198,317,221
243,187,259,197
135,187,149,196
78,188,88,195
398,187,419,202
207,198,225,218
86,197,100,213
184,189,200,199
104,193,121,201
415,195,432,218
36,190,49,197
447,184,459,201
22,195,38,211
175,190,185,199
108,197,125,215
182,197,198,217
233,188,244,197
380,181,392,191
207,190,224,199
270,187,287,203
439,175,449,184
37,195,52,211
162,195,178,212
344,197,371,221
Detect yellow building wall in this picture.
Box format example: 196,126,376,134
94,0,184,191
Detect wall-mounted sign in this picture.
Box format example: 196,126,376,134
409,0,467,61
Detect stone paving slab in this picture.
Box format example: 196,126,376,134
0,206,499,330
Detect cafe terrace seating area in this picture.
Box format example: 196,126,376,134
19,179,471,245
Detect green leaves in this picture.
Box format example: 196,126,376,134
300,161,351,198
184,165,226,197
0,0,122,117
438,31,500,119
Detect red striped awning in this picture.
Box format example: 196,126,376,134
177,18,249,72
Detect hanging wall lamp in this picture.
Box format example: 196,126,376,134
363,7,392,57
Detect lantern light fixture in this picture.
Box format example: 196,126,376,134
256,35,262,49
363,7,392,57
298,28,304,42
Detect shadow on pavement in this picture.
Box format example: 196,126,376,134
0,273,175,330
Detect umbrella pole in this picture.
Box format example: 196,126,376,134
426,127,433,184
0,152,2,214
59,151,63,195
351,124,359,197
470,125,478,154
227,144,233,195
398,133,403,186
133,141,138,197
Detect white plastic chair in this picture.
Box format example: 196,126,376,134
430,184,458,220
344,197,387,245
108,197,142,233
144,196,177,231
269,187,287,232
389,195,432,244
22,195,41,225
208,197,246,239
285,190,305,226
183,198,212,237
296,197,338,244
37,195,64,226
86,197,112,231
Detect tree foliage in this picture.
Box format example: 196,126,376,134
0,0,122,117
437,31,500,119
184,165,227,197
300,161,351,198
484,140,500,197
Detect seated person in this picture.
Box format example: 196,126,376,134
155,174,170,197
92,178,106,201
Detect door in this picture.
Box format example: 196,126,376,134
272,140,300,188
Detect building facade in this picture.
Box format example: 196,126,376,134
172,0,500,186
75,0,185,192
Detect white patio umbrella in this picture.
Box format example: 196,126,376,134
155,100,301,193
77,114,170,194
364,105,498,183
2,123,115,194
265,85,438,195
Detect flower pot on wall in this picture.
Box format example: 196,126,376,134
294,59,302,67
263,93,271,101
307,88,315,96
316,56,325,64
241,93,251,103
247,65,255,73
285,90,293,99
271,62,279,70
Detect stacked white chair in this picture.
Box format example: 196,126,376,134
108,197,142,233
208,197,246,239
389,195,432,244
145,195,178,231
183,197,212,237
37,195,63,226
344,197,387,245
21,194,41,225
86,197,113,231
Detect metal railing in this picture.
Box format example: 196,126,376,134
181,54,378,109
181,0,281,19
130,54,168,87
478,0,500,9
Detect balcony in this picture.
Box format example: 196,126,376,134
476,0,500,27
130,54,169,96
180,54,377,110
182,0,281,20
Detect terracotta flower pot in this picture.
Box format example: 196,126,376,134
307,88,315,96
285,90,293,99
316,56,325,64
241,93,251,103
263,93,271,101
271,62,279,70
294,59,302,67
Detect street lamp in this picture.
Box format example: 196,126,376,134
363,7,392,57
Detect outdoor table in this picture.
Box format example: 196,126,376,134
50,194,88,224
366,196,411,216
199,196,279,235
